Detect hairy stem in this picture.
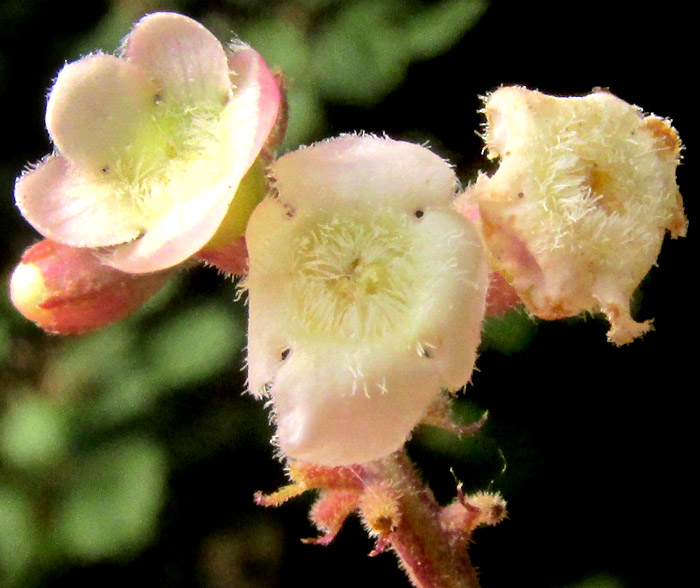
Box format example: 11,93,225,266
362,450,480,588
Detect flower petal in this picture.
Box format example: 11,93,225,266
408,209,487,390
227,45,282,163
102,178,232,273
122,12,231,108
15,155,142,247
46,53,158,173
271,134,458,212
272,344,440,466
103,47,281,273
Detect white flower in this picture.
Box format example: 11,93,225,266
15,12,280,273
470,87,687,344
245,135,488,465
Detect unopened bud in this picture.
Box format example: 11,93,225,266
10,240,170,334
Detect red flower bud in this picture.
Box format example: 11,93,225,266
10,240,170,335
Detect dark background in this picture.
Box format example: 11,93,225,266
0,1,695,587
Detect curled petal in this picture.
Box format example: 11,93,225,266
122,12,231,107
102,172,236,272
226,45,282,165
46,53,159,173
15,155,142,247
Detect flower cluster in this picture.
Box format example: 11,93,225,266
10,21,687,459
7,14,687,585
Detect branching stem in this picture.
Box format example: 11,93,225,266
362,451,481,588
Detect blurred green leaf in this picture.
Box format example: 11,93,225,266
55,436,166,561
284,87,327,149
563,572,626,588
0,315,9,364
308,0,486,105
406,0,487,60
0,483,36,583
0,394,68,470
84,369,159,427
310,0,409,105
45,322,138,396
144,302,245,390
239,17,310,82
294,0,341,10
481,308,537,355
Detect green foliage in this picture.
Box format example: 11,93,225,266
237,0,486,148
54,436,166,561
240,17,310,81
0,393,68,470
44,322,139,395
144,302,245,390
0,484,37,584
309,0,410,105
406,0,487,60
0,277,247,583
309,0,487,105
480,308,538,355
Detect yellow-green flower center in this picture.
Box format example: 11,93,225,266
289,211,417,341
96,100,229,224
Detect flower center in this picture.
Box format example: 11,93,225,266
289,211,416,341
100,102,228,223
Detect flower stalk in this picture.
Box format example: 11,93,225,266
257,439,505,588
362,451,482,588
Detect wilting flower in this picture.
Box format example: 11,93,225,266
10,240,170,335
15,12,280,273
245,135,488,465
469,87,687,344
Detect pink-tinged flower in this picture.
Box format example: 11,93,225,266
470,87,687,344
15,12,280,273
10,240,170,335
245,135,488,466
455,194,522,316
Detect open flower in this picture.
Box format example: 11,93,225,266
469,87,687,344
15,12,280,273
245,135,488,465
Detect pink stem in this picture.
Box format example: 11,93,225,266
362,451,480,588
